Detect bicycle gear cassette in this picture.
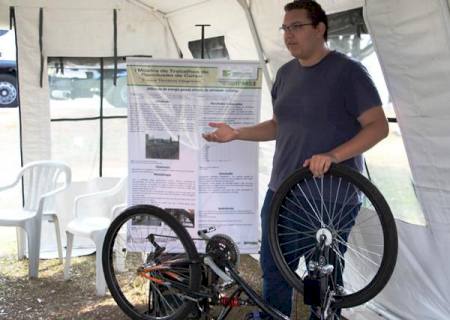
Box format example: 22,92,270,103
206,234,240,270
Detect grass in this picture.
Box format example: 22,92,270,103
0,253,128,320
0,247,309,320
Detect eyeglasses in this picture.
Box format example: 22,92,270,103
279,22,314,33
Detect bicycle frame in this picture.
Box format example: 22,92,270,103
142,229,290,320
141,228,342,320
103,205,347,320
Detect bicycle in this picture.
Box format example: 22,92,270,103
102,163,398,320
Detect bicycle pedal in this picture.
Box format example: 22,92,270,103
303,277,321,306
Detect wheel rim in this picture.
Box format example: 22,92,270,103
0,81,17,105
105,211,198,319
271,166,397,308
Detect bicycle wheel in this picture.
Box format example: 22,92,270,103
269,164,397,309
102,205,202,320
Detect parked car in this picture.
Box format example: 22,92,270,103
0,60,128,109
1,27,127,109
0,59,18,108
48,67,128,108
0,29,18,108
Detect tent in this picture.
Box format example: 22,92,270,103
0,0,449,318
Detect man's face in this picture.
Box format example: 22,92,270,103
282,9,323,60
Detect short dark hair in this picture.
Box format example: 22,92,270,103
284,1,328,41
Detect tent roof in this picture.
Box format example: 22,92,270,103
0,0,364,27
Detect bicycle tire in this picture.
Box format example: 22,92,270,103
268,163,398,309
102,205,202,320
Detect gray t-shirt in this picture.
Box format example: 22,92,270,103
269,51,382,191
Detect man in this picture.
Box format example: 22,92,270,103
203,1,388,318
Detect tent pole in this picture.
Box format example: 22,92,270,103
195,24,211,59
39,8,44,88
165,18,184,58
236,0,273,89
113,9,118,86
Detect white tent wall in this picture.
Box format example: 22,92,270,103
44,9,115,57
346,0,450,318
15,7,51,163
44,3,178,58
1,0,370,168
166,0,259,61
2,0,450,318
3,0,180,165
2,0,181,255
0,5,8,28
245,0,290,76
343,222,450,319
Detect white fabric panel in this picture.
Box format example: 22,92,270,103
343,306,392,320
249,0,291,76
365,0,450,228
142,0,363,16
167,0,258,61
142,0,208,14
6,0,118,10
364,0,450,318
0,3,9,28
117,2,178,58
15,7,51,163
44,8,114,57
318,0,363,14
158,2,243,60
344,221,450,319
31,2,178,59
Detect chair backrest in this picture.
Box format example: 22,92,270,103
21,160,71,212
115,177,127,200
101,176,127,219
73,176,127,220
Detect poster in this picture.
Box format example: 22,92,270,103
127,58,262,253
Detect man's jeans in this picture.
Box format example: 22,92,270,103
259,189,360,319
260,189,293,317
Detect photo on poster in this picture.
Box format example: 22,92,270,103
164,208,195,228
145,133,180,160
131,215,162,227
125,225,184,252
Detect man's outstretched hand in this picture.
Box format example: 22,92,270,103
202,122,239,143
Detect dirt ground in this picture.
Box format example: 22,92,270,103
0,254,310,320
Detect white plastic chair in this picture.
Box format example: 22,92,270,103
0,160,71,278
64,177,127,296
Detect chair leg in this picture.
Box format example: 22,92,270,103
26,225,41,279
93,231,107,296
51,215,64,264
16,227,26,260
64,232,74,280
114,229,127,273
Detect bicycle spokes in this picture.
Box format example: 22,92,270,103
103,205,202,320
270,164,397,310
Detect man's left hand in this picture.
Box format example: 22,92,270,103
303,153,338,177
